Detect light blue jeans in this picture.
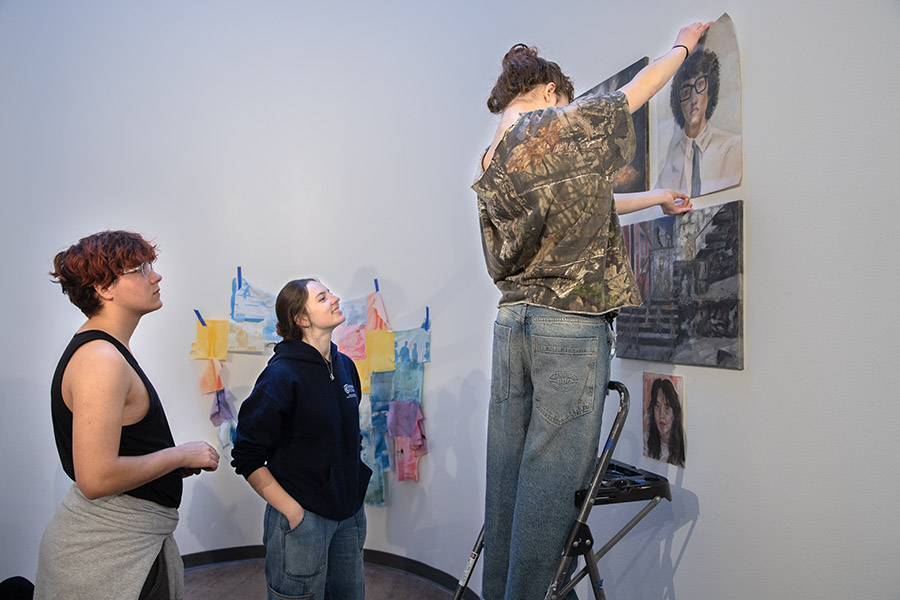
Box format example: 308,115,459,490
262,503,366,600
483,304,613,600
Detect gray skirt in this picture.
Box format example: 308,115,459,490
34,483,183,600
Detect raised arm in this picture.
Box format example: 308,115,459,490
615,189,693,216
619,21,711,114
68,342,219,500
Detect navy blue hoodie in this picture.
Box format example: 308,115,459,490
231,338,372,521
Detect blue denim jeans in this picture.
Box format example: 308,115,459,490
482,304,613,600
262,503,366,600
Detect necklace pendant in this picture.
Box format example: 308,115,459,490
330,373,334,381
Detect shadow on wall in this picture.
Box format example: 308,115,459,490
185,469,266,552
383,369,488,568
182,379,267,552
590,430,700,599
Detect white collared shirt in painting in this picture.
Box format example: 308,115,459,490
656,121,742,196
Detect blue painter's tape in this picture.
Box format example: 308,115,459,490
374,278,379,292
194,309,207,327
603,440,615,451
237,266,242,289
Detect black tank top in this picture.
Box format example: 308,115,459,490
50,330,182,508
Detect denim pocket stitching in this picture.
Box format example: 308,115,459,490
279,510,326,580
531,336,598,354
266,584,314,600
531,334,598,425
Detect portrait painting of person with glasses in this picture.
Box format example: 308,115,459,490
655,46,742,197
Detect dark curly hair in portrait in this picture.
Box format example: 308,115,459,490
647,378,686,467
487,44,575,114
669,49,720,129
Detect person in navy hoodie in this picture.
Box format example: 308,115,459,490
232,278,372,600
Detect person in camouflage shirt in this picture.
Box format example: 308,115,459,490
473,22,709,600
474,89,642,314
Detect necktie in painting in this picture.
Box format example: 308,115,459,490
691,140,701,197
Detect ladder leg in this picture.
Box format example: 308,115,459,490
584,553,605,600
452,526,484,600
543,555,574,600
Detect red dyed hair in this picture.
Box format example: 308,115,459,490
50,230,158,317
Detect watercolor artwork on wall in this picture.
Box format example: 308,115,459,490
334,283,432,504
189,272,432,505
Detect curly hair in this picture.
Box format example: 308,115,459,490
646,378,686,467
486,44,574,114
669,49,720,129
50,230,157,317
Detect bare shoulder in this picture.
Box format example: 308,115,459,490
63,339,133,407
67,338,128,373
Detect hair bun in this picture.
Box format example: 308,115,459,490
487,44,573,114
502,43,538,68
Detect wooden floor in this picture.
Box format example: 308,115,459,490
184,558,457,600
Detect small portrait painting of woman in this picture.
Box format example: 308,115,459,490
643,373,686,468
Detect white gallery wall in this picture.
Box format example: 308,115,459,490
1,1,898,598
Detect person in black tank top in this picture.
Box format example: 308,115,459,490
34,231,220,600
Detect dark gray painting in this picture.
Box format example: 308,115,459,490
617,200,743,369
578,56,649,193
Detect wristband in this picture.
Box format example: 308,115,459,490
673,44,690,59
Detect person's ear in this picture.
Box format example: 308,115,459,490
295,313,310,328
544,82,557,102
94,282,115,302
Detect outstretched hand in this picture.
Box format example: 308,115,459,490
659,190,693,215
674,21,712,55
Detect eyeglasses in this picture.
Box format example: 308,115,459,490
122,262,153,278
678,74,708,103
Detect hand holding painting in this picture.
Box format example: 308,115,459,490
615,188,693,215
609,22,711,215
674,22,712,54
474,19,714,600
658,189,693,215
619,21,712,113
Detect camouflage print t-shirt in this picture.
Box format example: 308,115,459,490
472,90,642,315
